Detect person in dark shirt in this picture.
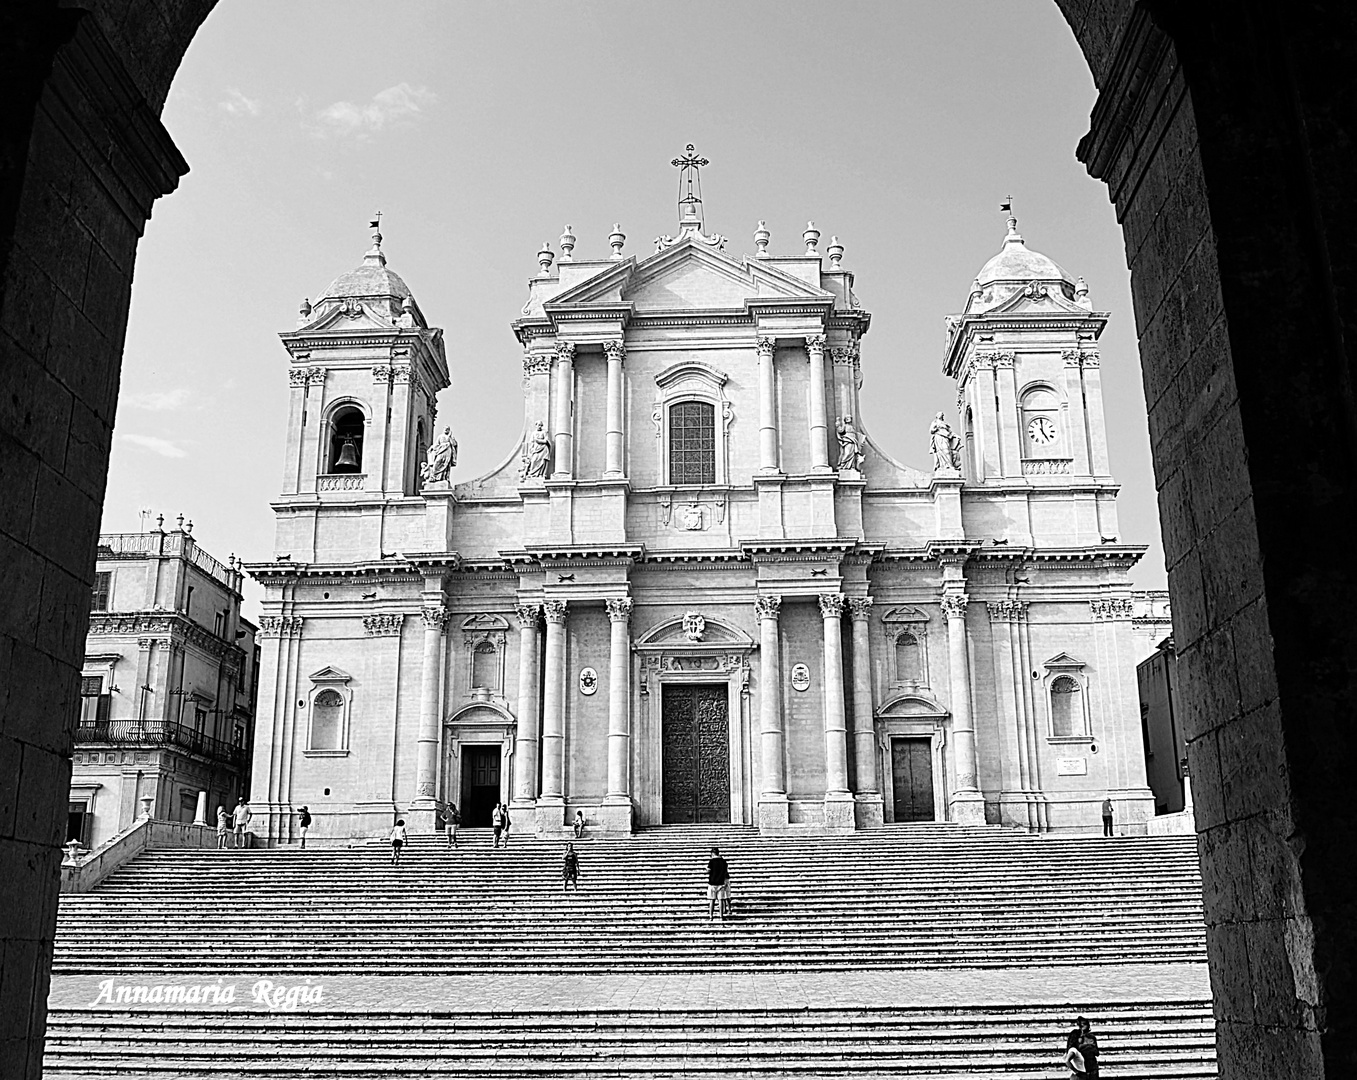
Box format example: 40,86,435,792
706,846,731,921
297,806,311,849
1065,1016,1100,1078
562,843,580,892
1101,798,1115,838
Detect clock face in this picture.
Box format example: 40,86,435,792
1027,416,1058,445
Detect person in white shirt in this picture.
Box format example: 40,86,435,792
389,819,407,865
231,800,251,849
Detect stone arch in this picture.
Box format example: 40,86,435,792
3,4,1356,1075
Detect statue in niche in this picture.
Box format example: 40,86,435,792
836,415,864,472
420,426,457,487
520,421,553,480
929,412,963,471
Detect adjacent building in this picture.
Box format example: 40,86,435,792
247,154,1156,842
70,522,259,848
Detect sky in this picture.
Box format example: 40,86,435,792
105,0,1167,619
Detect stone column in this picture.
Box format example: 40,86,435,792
603,340,626,478
819,593,854,830
193,790,208,827
756,337,779,472
806,334,830,471
538,600,568,827
413,605,448,828
602,598,634,831
755,594,788,830
943,593,985,823
847,597,884,827
511,604,541,807
551,341,575,478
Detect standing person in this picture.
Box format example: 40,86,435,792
501,803,512,848
706,846,731,921
231,799,251,849
1101,797,1115,837
573,810,586,839
297,805,312,849
444,804,460,849
491,802,505,850
389,819,407,865
1065,1016,1100,1078
562,842,580,892
215,806,228,850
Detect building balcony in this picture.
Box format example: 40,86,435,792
317,473,367,492
1021,457,1073,476
73,720,246,768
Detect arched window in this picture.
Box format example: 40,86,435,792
668,400,716,484
895,633,921,684
1050,675,1083,737
311,688,344,750
328,406,365,473
472,641,497,690
1020,387,1061,458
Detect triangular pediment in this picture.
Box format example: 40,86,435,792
882,605,930,624
983,282,1090,317
1043,651,1086,669
309,665,352,683
297,298,402,333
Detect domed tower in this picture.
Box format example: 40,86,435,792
276,219,450,562
942,212,1115,546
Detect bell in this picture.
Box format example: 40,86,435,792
335,437,360,469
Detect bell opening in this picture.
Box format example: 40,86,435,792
328,407,365,473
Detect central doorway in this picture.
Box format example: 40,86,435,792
459,745,501,827
661,684,731,824
891,737,935,822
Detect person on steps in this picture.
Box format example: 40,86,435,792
573,810,586,840
215,806,228,850
563,842,580,891
491,803,505,849
390,819,407,865
444,804,460,849
1101,798,1115,838
297,805,311,849
501,803,511,848
707,846,731,921
1065,1016,1100,1078
231,799,251,849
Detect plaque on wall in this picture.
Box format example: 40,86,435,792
579,667,598,695
790,663,811,692
1056,757,1087,776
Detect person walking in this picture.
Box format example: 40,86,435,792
501,803,512,848
443,804,460,849
231,799,251,849
1065,1016,1100,1077
573,810,586,839
491,802,505,850
389,819,407,865
297,805,312,849
706,846,731,921
1101,798,1115,838
215,805,228,850
563,842,580,892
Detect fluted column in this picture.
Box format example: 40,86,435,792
539,600,568,801
604,598,633,809
806,334,830,471
757,337,778,472
756,595,785,794
604,340,626,478
414,604,448,813
551,341,575,479
943,592,985,823
820,593,854,830
847,598,880,798
511,604,541,806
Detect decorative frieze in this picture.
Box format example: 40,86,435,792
363,614,403,637
1090,597,1135,621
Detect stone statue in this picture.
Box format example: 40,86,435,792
520,421,553,480
419,426,457,487
930,412,963,471
836,415,864,472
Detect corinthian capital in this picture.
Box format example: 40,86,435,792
940,593,969,619
555,341,576,362
543,599,568,624
754,594,782,621
605,597,634,622
805,334,827,354
603,340,626,363
846,597,874,621
756,337,776,358
818,592,846,618
514,604,540,628
420,605,449,631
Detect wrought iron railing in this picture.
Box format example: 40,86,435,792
74,719,245,767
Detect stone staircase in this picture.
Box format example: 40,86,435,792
43,824,1217,1077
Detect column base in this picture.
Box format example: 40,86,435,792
596,797,634,834
406,800,440,835
757,796,790,833
823,792,856,832
853,794,885,830
948,791,987,825
534,796,566,837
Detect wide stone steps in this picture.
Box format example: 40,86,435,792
42,1003,1216,1079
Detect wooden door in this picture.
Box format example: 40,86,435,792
459,746,501,827
891,737,935,822
661,684,731,824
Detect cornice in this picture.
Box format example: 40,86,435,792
244,560,429,583
86,612,245,666
739,538,858,558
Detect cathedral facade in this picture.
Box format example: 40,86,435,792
247,161,1154,841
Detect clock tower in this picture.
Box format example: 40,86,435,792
942,213,1117,547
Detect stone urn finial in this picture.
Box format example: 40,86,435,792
826,236,844,269
803,221,821,255
559,225,576,261
754,220,770,257
537,242,555,277
608,223,626,260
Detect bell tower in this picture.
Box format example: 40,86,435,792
275,219,450,562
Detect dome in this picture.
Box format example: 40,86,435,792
320,259,413,302
974,218,1071,286
298,220,428,329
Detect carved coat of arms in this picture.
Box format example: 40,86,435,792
682,611,706,642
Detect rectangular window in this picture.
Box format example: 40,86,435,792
91,572,111,611
79,678,111,729
668,401,716,485
214,610,226,637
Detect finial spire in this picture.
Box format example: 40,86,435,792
364,211,386,267
999,196,1020,242
672,143,709,233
